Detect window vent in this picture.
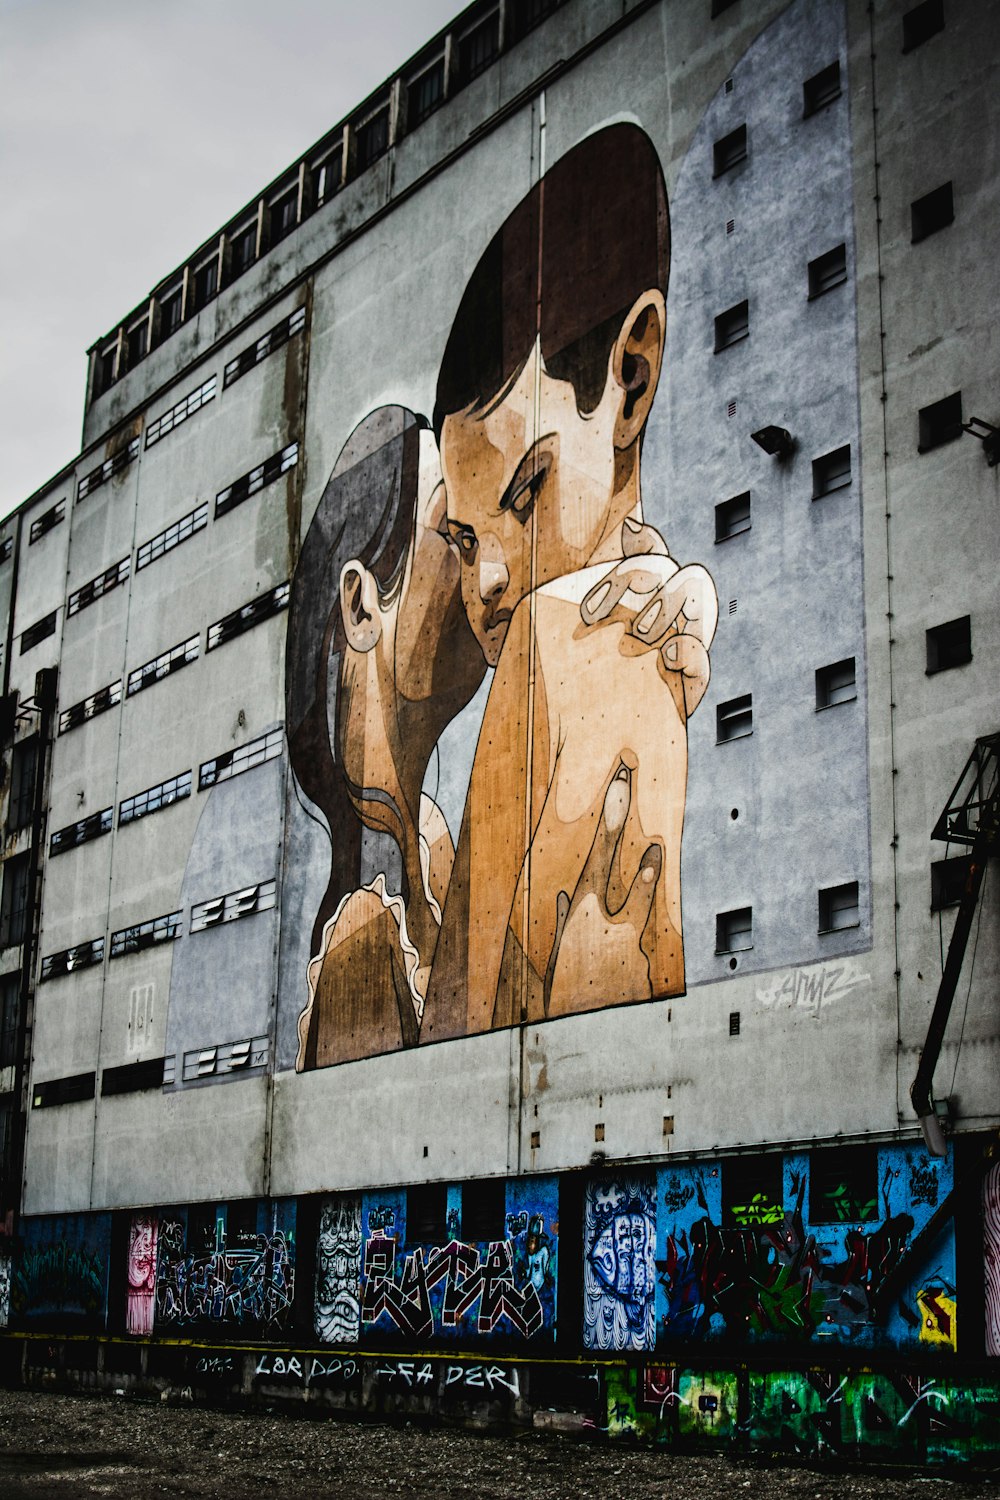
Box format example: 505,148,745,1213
20,612,57,655
126,637,199,697
716,693,752,742
190,880,276,934
110,911,182,959
58,679,122,735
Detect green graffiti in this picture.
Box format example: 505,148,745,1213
820,1181,877,1222
13,1240,105,1316
729,1192,784,1226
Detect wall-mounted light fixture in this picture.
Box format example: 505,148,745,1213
751,424,794,458
962,416,1000,466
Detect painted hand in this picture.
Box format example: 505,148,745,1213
543,765,661,1015
580,517,719,719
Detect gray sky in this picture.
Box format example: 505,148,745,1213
0,0,463,518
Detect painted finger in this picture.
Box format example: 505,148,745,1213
618,843,662,931
580,568,633,625
622,515,671,560
543,889,572,1017
579,765,631,903
662,635,711,716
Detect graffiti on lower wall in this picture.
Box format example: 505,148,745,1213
155,1201,295,1332
315,1196,362,1344
126,1214,157,1336
0,1253,10,1327
583,1177,657,1352
13,1214,111,1322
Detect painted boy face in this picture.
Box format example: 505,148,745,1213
440,339,620,667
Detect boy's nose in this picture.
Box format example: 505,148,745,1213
478,538,509,605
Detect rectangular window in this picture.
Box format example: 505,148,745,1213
803,60,841,116
0,855,30,949
812,444,852,497
7,739,38,833
67,556,130,618
0,974,19,1068
126,319,148,368
355,109,389,171
269,186,299,245
192,257,218,311
918,391,963,451
77,437,140,501
510,0,563,40
911,181,954,243
408,58,445,126
206,582,290,651
310,150,342,209
29,501,65,545
716,693,752,742
101,1057,166,1096
223,310,306,389
110,911,182,958
58,679,122,735
714,299,749,351
32,1072,96,1108
808,242,847,298
190,879,276,934
215,444,298,519
20,612,57,655
158,284,184,340
716,906,753,954
931,854,971,911
462,1178,505,1242
711,0,739,14
126,636,200,697
818,881,860,933
715,491,751,542
40,937,104,982
145,376,217,449
816,657,856,708
458,13,500,82
199,728,283,791
230,220,258,278
0,537,12,565
119,770,192,828
50,806,113,856
810,1145,877,1223
713,124,747,176
408,1182,447,1242
95,344,118,397
135,503,208,572
926,615,971,674
722,1155,783,1227
902,0,944,53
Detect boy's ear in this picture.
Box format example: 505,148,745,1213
339,562,382,652
611,289,666,449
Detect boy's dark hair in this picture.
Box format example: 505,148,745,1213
434,123,669,438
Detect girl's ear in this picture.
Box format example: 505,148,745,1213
339,562,382,652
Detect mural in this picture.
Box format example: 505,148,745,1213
155,1202,295,1333
583,1176,657,1352
983,1159,1000,1357
12,1213,110,1323
287,124,717,1069
315,1196,362,1344
126,1213,157,1336
0,1252,10,1328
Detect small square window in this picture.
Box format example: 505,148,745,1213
717,906,752,953
713,124,747,177
926,615,971,674
812,444,852,498
902,0,944,53
911,182,954,243
714,299,749,352
717,693,752,742
816,657,856,709
931,855,971,911
803,60,841,116
918,391,963,452
722,1155,783,1226
808,243,847,298
715,491,751,542
818,881,860,933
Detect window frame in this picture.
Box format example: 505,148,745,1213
818,881,860,934
713,123,748,177
926,616,972,675
714,299,749,352
812,444,852,499
716,905,753,954
815,657,857,710
715,491,751,543
716,693,753,743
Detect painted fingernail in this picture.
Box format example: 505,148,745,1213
584,581,611,614
624,516,642,532
665,640,678,662
641,865,655,885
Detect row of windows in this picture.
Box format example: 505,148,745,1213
712,0,942,60
126,636,199,698
67,557,130,618
223,307,306,388
215,445,299,521
77,438,141,502
715,659,857,742
717,882,861,960
145,376,217,449
714,449,851,544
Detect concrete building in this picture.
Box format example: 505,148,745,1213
0,0,997,1463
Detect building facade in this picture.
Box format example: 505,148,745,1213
0,0,997,1464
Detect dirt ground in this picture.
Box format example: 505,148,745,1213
0,1387,998,1499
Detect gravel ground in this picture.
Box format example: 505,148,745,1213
0,1387,998,1499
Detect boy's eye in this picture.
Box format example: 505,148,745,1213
508,470,545,518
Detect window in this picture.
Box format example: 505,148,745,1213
190,879,276,934
180,1036,269,1082
77,437,140,500
918,391,963,452
158,284,184,340
0,975,19,1069
110,911,182,958
67,556,130,617
20,612,57,655
0,855,31,948
926,615,971,674
310,150,341,209
818,881,860,933
40,937,104,981
145,376,217,449
803,60,841,116
269,186,299,245
931,854,971,911
810,1145,877,1223
716,906,753,953
0,537,11,565
126,318,148,368
462,1178,505,1242
408,1183,447,1242
714,300,749,352
136,503,208,572
192,257,218,311
6,739,37,835
715,491,751,542
911,182,954,243
199,729,282,790
119,771,192,828
816,657,856,708
58,679,122,735
711,0,739,14
722,1155,783,1227
227,1199,259,1247
812,444,852,498
223,310,306,389
50,807,113,856
126,636,199,697
206,582,290,651
458,13,499,82
95,344,118,397
408,59,445,126
101,1057,166,1096
355,109,389,171
716,693,752,742
713,124,747,176
230,220,258,279
215,444,298,518
29,501,65,545
31,1072,96,1109
902,0,944,53
808,243,847,298
510,0,563,40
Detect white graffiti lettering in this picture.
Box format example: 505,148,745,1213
756,964,870,1016
445,1363,520,1395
